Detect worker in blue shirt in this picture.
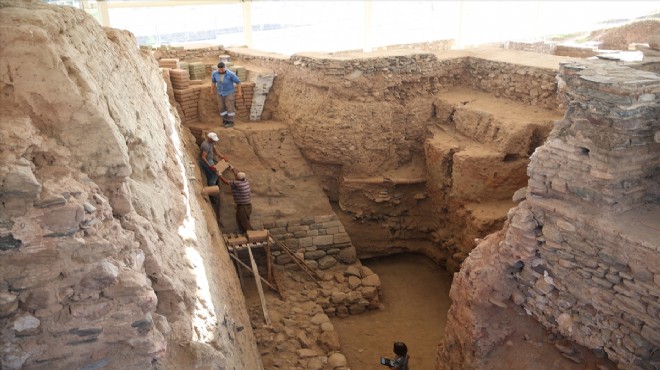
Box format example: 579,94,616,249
210,62,242,128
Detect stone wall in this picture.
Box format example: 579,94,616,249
554,45,599,58
438,61,660,369
263,214,358,270
501,40,557,54
147,44,227,61
515,62,660,368
230,48,560,110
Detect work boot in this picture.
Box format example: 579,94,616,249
223,120,230,128
226,121,235,128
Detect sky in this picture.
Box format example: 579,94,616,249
88,1,659,54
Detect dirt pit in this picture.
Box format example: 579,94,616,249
332,253,453,370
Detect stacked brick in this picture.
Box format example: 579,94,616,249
235,81,254,120
231,65,247,81
188,62,206,80
169,68,190,89
179,61,188,73
173,86,202,124
158,58,179,69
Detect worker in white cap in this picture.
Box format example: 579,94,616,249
199,132,227,186
219,166,252,233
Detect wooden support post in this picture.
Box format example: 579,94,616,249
247,244,270,325
227,254,279,293
266,236,273,283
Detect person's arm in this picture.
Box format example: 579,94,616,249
218,175,230,185
201,150,216,171
210,73,217,95
236,82,242,98
232,73,242,97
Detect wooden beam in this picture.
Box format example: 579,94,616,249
247,244,271,325
227,253,278,293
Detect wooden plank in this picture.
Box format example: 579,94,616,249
227,236,248,246
227,253,279,293
271,237,323,286
272,267,285,300
247,244,271,325
247,229,269,242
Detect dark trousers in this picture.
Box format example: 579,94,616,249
236,204,252,233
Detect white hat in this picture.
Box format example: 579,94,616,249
207,132,219,142
236,172,246,180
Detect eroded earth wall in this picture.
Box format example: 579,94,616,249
438,62,660,369
231,48,563,269
0,2,260,369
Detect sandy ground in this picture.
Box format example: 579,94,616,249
332,254,453,370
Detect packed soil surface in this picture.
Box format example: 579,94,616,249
331,254,453,370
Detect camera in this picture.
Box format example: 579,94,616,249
380,357,394,367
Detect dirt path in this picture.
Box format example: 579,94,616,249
331,253,453,370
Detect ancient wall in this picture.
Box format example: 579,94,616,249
516,62,660,368
225,48,562,268
0,2,261,369
148,44,227,61
265,214,358,268
438,61,660,369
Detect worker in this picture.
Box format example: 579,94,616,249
219,167,252,233
389,342,410,370
210,62,242,128
199,132,227,186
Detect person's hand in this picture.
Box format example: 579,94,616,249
222,156,228,162
209,166,217,172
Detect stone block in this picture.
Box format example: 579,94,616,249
304,250,326,260
315,215,334,223
300,216,315,225
322,221,342,229
333,233,351,245
313,235,334,246
299,237,313,248
318,256,337,270
362,274,381,288
337,246,357,264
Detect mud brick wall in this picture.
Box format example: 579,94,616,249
235,81,255,121
173,86,203,124
510,62,660,368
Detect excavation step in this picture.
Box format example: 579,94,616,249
434,87,561,156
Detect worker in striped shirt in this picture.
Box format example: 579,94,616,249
219,167,252,233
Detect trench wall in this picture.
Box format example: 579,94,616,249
0,2,261,370
228,47,563,267
515,62,660,368
438,61,660,369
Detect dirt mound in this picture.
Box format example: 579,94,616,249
588,19,660,49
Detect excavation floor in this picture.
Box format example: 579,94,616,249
332,253,453,370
